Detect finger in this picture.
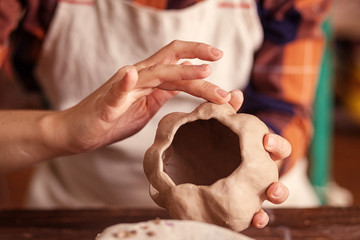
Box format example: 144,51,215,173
252,208,269,229
117,67,138,92
145,89,179,117
180,60,192,66
159,79,231,104
136,63,212,88
266,182,289,204
263,133,292,161
228,90,243,111
105,66,138,107
136,40,223,67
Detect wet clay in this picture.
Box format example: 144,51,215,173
143,102,278,232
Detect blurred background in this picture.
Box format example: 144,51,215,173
324,0,360,206
0,0,360,208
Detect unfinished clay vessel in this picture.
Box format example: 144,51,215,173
143,102,278,232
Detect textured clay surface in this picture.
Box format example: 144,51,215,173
143,102,278,232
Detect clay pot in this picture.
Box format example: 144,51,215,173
143,102,278,232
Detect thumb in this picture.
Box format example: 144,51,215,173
105,66,138,107
116,66,138,92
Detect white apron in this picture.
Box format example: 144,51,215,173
27,0,263,208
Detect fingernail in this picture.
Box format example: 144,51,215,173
195,64,210,71
273,185,283,198
211,47,223,57
216,88,229,98
231,90,243,99
267,136,276,149
257,219,267,229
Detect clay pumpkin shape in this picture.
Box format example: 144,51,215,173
143,102,278,232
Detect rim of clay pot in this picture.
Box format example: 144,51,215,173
144,102,273,201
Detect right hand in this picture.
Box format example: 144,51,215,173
48,40,243,155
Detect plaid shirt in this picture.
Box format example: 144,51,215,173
0,0,330,175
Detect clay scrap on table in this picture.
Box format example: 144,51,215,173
96,219,254,240
143,102,279,232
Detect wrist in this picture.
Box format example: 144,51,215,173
39,110,74,158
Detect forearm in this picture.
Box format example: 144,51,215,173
0,41,234,172
0,110,66,172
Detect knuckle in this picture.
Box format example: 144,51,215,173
194,42,208,55
169,40,180,49
121,65,132,72
201,81,214,91
141,64,162,85
147,64,161,72
114,68,124,77
115,65,131,77
194,42,203,52
169,39,181,46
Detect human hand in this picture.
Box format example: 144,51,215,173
251,134,291,228
49,40,242,155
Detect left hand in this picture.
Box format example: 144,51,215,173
252,133,291,228
227,94,291,229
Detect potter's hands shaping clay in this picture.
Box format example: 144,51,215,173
54,40,234,154
144,102,290,232
1,40,245,172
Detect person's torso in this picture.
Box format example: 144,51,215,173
28,0,263,208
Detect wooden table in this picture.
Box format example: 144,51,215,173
1,206,360,239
